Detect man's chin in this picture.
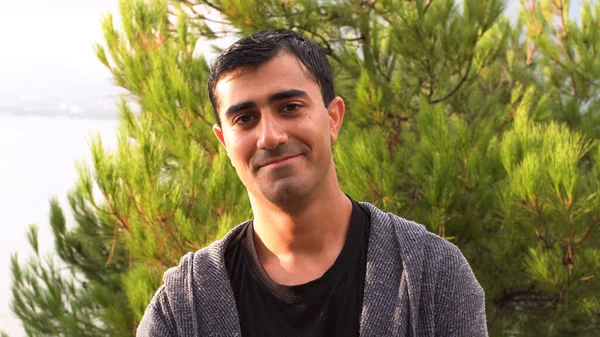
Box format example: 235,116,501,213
259,179,309,208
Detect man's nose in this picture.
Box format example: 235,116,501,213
256,114,288,149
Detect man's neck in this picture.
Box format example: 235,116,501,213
249,185,353,285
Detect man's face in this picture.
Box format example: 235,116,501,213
212,52,345,206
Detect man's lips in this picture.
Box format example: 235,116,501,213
258,154,302,169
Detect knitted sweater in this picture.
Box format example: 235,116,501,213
137,202,488,336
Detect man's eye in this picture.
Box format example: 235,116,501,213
235,114,255,125
282,104,301,112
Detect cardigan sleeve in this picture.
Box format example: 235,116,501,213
433,243,488,337
136,286,177,337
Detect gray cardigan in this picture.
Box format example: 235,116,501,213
137,202,488,336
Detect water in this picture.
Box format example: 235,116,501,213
0,115,118,337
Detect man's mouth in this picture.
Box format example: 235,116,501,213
259,154,302,169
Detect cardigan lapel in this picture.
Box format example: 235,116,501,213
193,223,247,336
358,203,426,337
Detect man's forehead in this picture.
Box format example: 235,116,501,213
217,52,312,86
214,55,317,109
213,71,253,110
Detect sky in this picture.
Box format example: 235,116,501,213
0,0,121,98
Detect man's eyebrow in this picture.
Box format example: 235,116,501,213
223,89,309,120
224,101,258,120
268,89,309,103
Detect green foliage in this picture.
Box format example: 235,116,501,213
497,100,599,333
10,0,600,336
335,124,402,211
10,198,134,336
519,0,600,139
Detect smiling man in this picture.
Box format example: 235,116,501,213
137,29,488,337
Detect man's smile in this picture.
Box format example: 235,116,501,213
258,154,303,169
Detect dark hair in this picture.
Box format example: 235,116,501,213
207,29,335,125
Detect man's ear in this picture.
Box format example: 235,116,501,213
213,124,227,149
327,97,345,143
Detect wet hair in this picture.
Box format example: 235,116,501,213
207,29,335,125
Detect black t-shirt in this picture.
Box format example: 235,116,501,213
225,200,371,337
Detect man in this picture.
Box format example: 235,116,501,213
137,29,487,337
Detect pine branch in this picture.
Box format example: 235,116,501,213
424,0,433,14
495,287,553,313
177,0,221,13
574,217,600,247
429,56,474,104
580,268,600,281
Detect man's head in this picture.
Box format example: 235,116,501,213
210,29,345,208
208,29,335,125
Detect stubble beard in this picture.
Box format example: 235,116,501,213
257,156,333,210
249,141,312,206
258,165,309,206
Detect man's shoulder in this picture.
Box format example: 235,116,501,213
161,221,249,288
357,202,486,336
359,201,470,271
138,222,249,336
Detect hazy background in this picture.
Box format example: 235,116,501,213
0,1,121,336
0,0,582,336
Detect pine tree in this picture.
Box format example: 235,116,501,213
9,195,134,336
9,0,600,336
